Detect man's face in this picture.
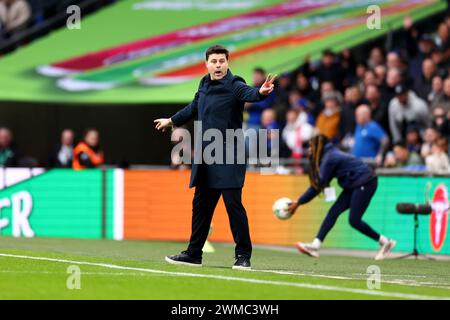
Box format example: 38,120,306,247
433,108,446,126
422,59,436,79
386,69,401,87
85,131,99,147
252,71,265,87
419,40,434,55
322,54,333,66
61,130,74,146
365,85,379,103
0,129,12,148
387,53,401,69
397,92,408,105
443,79,450,96
394,146,408,162
355,106,370,125
205,53,228,80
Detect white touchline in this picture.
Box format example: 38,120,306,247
252,269,450,289
0,253,448,300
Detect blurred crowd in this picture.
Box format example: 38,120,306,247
0,127,104,169
1,10,450,174
244,15,450,174
0,0,30,38
0,0,115,40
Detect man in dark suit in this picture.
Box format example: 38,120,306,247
154,45,275,270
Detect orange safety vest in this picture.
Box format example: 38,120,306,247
72,142,104,170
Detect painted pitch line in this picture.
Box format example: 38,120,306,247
0,253,449,300
0,270,164,276
2,266,448,290
251,269,450,290
250,269,353,280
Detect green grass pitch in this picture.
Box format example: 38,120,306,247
0,237,449,300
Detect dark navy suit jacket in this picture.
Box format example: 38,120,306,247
171,70,265,189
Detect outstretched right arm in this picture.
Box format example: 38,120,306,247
154,83,201,132
170,90,200,126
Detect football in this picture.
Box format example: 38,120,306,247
272,197,293,220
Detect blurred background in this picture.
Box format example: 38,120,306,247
0,0,449,256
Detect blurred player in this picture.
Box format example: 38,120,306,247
288,134,396,260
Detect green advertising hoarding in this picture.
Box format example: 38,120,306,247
0,169,117,239
0,169,448,255
327,176,450,255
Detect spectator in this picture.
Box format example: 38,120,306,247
339,86,364,139
432,106,450,138
374,65,387,86
49,129,75,168
381,68,402,103
354,62,368,92
430,47,450,78
367,47,385,69
72,129,104,170
351,105,389,165
0,127,19,167
273,72,291,122
312,81,343,119
386,52,413,87
421,127,440,159
431,77,450,113
405,125,422,154
386,51,403,70
303,49,345,92
260,108,279,152
339,48,356,86
315,92,341,140
282,108,315,160
0,0,31,35
428,75,443,104
363,69,378,90
244,68,276,159
288,90,314,124
425,138,450,174
244,67,276,130
408,34,436,81
436,22,450,58
384,143,423,168
295,72,317,103
414,58,437,100
388,83,430,144
365,84,390,136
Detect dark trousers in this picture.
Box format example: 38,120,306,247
187,186,252,259
316,177,380,242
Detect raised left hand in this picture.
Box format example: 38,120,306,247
259,73,277,95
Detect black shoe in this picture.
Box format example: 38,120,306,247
232,255,251,270
165,251,202,267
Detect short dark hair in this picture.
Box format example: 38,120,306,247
205,45,229,61
322,49,334,57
